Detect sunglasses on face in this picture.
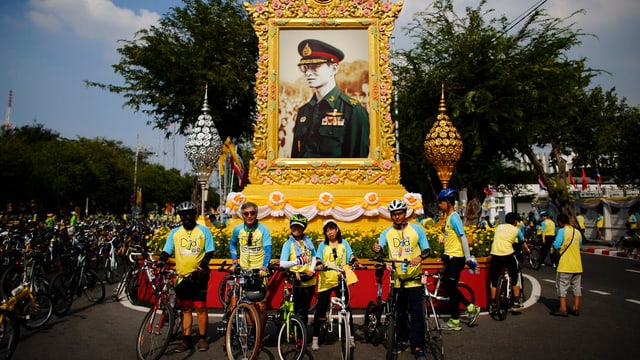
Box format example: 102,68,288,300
242,210,257,217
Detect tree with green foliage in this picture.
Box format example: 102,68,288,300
0,124,194,216
86,0,258,142
393,0,605,223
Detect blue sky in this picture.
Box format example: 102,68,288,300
1,0,638,173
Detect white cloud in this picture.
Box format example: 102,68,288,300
26,0,161,44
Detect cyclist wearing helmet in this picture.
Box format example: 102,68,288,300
159,200,215,352
312,219,359,351
539,211,556,267
373,199,430,360
489,212,525,313
279,214,317,329
437,188,481,330
229,202,272,333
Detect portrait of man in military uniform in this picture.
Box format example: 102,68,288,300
287,38,370,158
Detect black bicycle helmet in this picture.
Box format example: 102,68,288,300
289,214,308,229
388,199,408,212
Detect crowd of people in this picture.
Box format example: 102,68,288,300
2,192,598,357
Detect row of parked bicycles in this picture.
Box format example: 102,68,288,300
0,219,162,359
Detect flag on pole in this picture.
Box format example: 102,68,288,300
568,171,577,189
538,175,547,190
581,168,588,190
596,168,603,187
223,137,246,188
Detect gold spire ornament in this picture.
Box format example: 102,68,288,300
424,84,463,189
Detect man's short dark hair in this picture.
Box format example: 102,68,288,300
556,213,570,224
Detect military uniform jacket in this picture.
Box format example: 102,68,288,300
291,86,369,158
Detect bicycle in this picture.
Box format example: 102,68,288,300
112,245,152,304
491,255,523,321
135,264,182,360
0,308,19,359
268,268,307,360
48,241,105,316
420,270,444,360
316,264,355,360
521,236,541,270
220,263,263,360
1,277,53,331
422,270,475,316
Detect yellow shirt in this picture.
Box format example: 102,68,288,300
554,226,583,273
542,219,556,236
490,224,520,256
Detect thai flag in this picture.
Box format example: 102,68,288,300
596,168,603,187
538,175,547,190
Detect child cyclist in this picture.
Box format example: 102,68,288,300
278,214,317,328
312,220,359,351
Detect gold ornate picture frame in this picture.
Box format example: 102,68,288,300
245,0,403,186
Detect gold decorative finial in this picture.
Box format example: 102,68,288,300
424,83,463,189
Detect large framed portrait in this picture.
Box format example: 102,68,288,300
245,0,403,186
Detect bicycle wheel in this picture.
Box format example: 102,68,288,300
136,303,174,360
19,292,53,329
0,267,22,300
113,268,132,301
338,313,350,360
226,302,261,360
83,270,105,303
363,300,381,343
457,282,475,314
104,258,115,284
423,300,444,360
385,314,397,360
494,276,509,321
0,308,20,360
277,315,306,360
217,274,235,308
170,307,183,340
528,247,541,270
49,273,73,316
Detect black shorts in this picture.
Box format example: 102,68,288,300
175,270,210,303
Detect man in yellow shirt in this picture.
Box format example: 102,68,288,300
489,212,525,313
539,211,556,267
550,213,583,317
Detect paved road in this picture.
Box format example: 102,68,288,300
13,251,640,360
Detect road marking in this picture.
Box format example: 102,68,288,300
523,274,541,307
589,290,611,295
626,299,640,305
625,269,640,274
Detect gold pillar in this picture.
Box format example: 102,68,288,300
424,84,463,189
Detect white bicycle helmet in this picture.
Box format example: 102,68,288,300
176,201,197,213
388,199,408,212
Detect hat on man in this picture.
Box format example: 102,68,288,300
297,39,344,65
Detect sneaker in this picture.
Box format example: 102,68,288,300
349,335,356,348
466,304,481,325
395,341,409,353
512,299,524,311
414,348,427,360
174,339,192,353
311,336,319,351
443,319,461,331
549,310,568,317
197,338,209,351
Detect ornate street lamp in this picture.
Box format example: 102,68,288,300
424,84,463,189
185,85,223,215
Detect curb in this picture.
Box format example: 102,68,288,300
583,247,637,259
